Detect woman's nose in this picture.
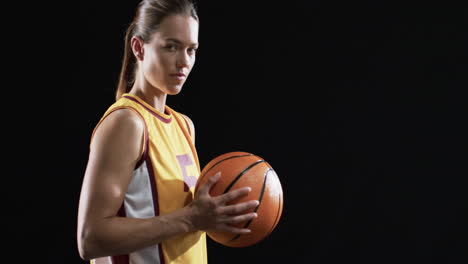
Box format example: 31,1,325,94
176,51,191,68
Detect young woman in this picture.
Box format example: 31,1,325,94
77,0,259,263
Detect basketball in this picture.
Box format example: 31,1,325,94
195,151,284,247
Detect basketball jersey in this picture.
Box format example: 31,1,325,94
90,93,207,264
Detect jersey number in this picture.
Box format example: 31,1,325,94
176,154,197,192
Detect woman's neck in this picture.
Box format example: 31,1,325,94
129,80,167,114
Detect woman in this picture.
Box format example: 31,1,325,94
77,0,259,263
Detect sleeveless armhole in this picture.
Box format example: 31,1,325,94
180,114,193,140
171,110,200,172
90,106,149,168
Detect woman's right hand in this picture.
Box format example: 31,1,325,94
187,172,259,234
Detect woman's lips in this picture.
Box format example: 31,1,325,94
170,73,186,80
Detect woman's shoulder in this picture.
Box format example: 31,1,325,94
92,107,145,146
103,107,145,133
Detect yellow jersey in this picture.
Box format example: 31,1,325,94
91,93,207,264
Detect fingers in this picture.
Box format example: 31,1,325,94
218,225,253,234
193,172,261,235
198,172,221,195
217,186,252,204
221,200,259,215
219,212,258,225
216,212,258,234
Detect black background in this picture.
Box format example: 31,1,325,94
12,0,467,263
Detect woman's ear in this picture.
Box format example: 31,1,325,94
131,36,144,61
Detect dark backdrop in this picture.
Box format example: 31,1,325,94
19,0,467,263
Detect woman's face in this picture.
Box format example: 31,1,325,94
141,14,199,95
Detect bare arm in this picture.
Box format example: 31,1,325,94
77,109,164,259
77,109,258,260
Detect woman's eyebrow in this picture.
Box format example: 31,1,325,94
166,38,198,46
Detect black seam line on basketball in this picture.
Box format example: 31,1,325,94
223,160,265,194
227,166,269,244
196,154,254,192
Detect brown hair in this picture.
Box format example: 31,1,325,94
115,0,199,101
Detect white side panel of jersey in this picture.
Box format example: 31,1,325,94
125,160,161,264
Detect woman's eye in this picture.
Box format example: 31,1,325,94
166,45,177,51
188,48,197,54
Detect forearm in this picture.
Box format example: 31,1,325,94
79,207,195,260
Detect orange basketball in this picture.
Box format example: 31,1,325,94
195,151,284,247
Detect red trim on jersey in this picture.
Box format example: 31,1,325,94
117,204,126,217
123,95,172,123
111,255,129,264
145,152,165,263
134,123,149,169
182,116,191,136
159,244,166,264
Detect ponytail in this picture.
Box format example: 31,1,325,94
116,22,137,101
